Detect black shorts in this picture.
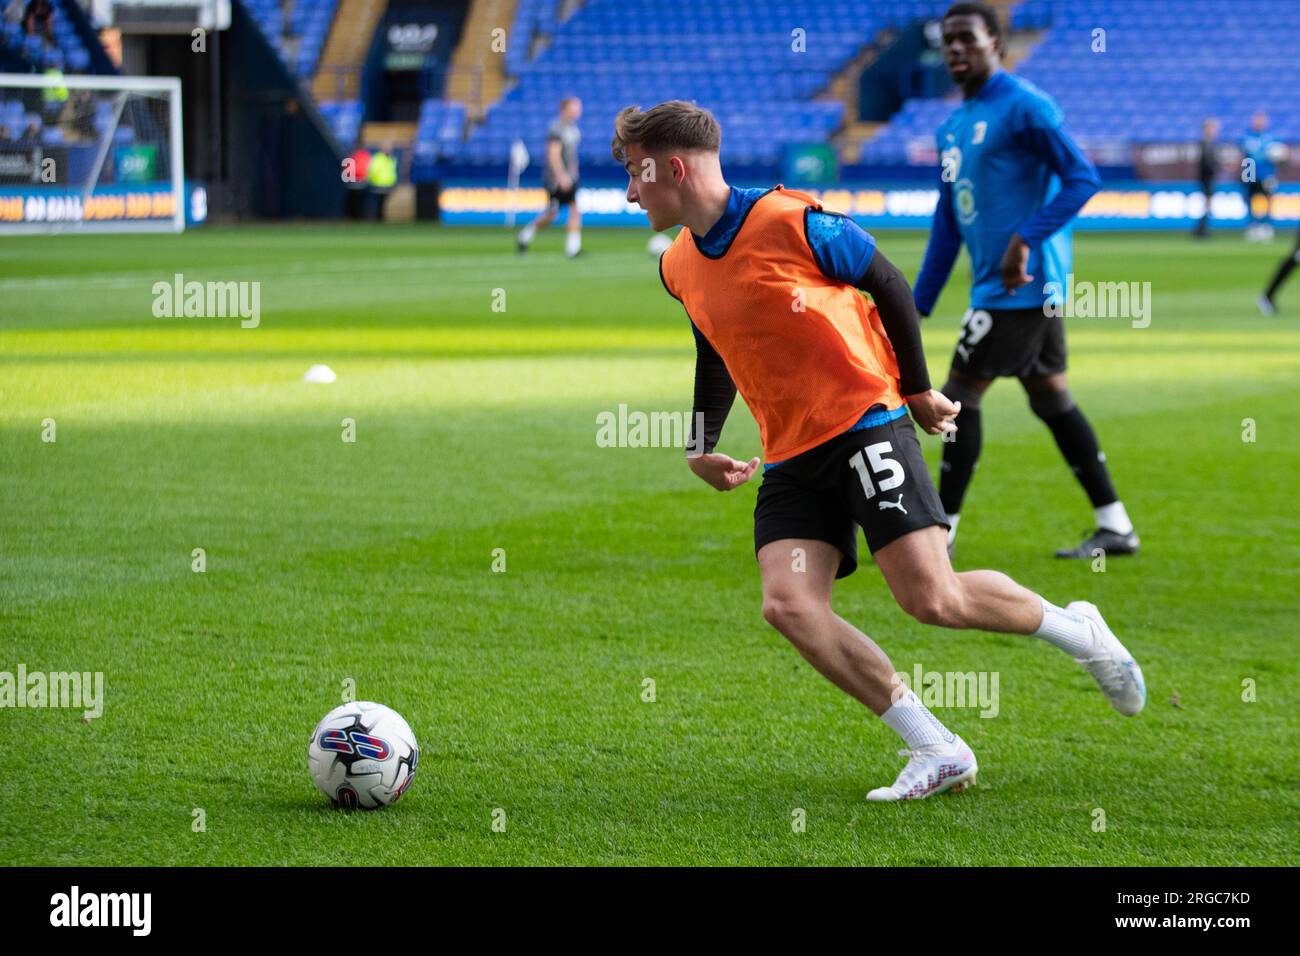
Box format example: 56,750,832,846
1247,179,1277,217
753,413,948,579
949,306,1066,379
546,180,579,205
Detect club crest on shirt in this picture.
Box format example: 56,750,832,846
955,178,977,225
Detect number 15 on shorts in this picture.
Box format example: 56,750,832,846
849,442,904,500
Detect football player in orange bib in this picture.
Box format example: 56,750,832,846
613,100,1146,801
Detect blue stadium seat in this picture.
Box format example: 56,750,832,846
318,99,363,146
859,0,1299,164
238,0,339,80
445,0,967,167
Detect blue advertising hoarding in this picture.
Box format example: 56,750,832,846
0,181,208,229
438,179,1300,231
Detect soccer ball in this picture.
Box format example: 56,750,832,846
647,232,673,256
307,701,419,809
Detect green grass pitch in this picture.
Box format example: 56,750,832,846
1,224,1297,866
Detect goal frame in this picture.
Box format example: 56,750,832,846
0,72,184,235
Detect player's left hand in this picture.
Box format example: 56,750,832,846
1000,234,1033,294
906,389,961,436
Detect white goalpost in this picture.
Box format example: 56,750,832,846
0,72,184,234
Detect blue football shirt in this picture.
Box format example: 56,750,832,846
913,70,1101,314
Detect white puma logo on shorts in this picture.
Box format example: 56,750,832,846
878,494,908,515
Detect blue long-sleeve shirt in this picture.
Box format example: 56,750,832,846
912,69,1101,314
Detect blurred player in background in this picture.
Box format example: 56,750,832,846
1257,226,1300,315
517,95,584,258
1193,117,1219,240
1241,111,1280,242
912,3,1138,560
614,99,1145,803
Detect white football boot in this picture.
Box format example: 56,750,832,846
866,735,977,802
1068,600,1146,716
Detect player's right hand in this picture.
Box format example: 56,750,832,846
1000,233,1034,293
687,453,761,491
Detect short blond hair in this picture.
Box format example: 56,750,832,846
610,100,721,163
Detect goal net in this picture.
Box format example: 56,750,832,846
0,72,183,234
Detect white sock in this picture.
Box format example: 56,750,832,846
518,223,536,244
946,513,960,546
1093,500,1133,535
565,230,581,256
880,689,955,750
1033,599,1093,656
